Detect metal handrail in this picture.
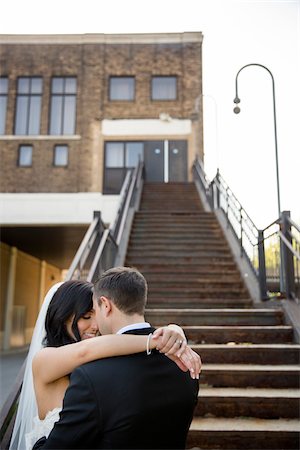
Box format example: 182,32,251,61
289,217,300,233
279,231,300,261
192,156,300,301
114,163,141,245
65,212,102,281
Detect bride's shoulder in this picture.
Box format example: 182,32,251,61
33,347,57,369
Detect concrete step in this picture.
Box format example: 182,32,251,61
127,256,235,265
128,245,231,254
130,230,222,238
195,387,300,419
148,287,248,298
127,250,233,258
134,211,216,218
146,308,285,326
187,417,300,449
144,273,242,283
128,238,226,246
183,325,294,344
133,218,217,225
147,298,252,309
133,264,240,275
200,364,300,388
193,344,300,365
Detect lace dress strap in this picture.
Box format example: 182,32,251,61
25,407,61,450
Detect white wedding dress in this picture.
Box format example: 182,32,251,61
25,407,61,450
9,283,64,450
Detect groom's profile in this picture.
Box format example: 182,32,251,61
33,266,199,449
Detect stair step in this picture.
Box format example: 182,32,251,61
145,308,285,326
147,299,252,309
127,256,235,265
134,265,240,275
148,279,245,287
128,250,232,258
145,274,242,282
187,417,300,449
192,344,300,365
200,364,300,388
148,286,247,295
183,325,294,344
196,387,300,419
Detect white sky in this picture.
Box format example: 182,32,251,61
1,0,299,228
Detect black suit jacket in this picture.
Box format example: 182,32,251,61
33,327,199,449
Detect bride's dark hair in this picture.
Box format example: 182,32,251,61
44,280,93,347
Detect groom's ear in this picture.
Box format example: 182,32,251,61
100,296,112,316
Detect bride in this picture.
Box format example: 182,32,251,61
9,280,200,450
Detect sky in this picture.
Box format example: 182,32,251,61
1,0,299,228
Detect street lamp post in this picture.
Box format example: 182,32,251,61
233,63,281,217
233,63,284,297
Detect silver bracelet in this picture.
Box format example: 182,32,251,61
146,333,153,355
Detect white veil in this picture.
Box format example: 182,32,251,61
9,282,64,450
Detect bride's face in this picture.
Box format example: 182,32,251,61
66,309,99,340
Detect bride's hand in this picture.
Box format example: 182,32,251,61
152,324,187,355
152,325,201,379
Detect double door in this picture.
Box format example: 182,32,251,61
144,140,187,182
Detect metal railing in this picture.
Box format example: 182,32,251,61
65,160,144,283
0,160,144,450
193,156,300,301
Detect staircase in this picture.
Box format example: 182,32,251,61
125,182,300,450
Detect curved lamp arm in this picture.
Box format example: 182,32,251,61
233,63,281,215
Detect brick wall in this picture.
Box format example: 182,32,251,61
0,34,203,193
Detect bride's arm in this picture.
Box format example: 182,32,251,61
32,326,187,384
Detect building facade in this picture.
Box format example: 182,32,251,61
0,32,203,196
0,32,203,348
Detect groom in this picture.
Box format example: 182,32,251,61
33,266,199,449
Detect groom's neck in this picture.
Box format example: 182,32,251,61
111,313,146,334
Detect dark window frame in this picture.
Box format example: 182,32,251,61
53,144,69,167
0,76,8,135
14,76,43,135
103,141,144,194
49,76,77,135
151,75,178,101
18,144,33,167
109,76,135,102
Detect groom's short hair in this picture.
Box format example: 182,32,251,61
93,266,147,315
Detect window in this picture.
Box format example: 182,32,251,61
49,77,77,135
15,77,43,135
106,142,124,167
18,145,32,166
54,145,68,166
152,76,177,100
104,141,144,194
109,77,135,101
0,77,8,135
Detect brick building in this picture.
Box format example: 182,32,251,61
0,32,203,347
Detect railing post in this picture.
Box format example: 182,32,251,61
258,229,268,300
208,183,214,209
215,169,220,209
239,206,243,257
94,211,103,277
281,211,295,299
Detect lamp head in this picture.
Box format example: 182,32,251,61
233,106,241,114
234,97,240,104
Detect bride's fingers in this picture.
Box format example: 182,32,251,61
179,348,201,379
